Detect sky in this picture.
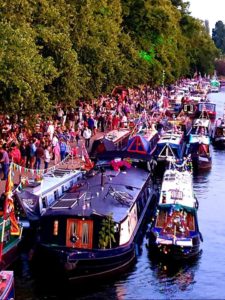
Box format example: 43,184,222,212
188,0,225,32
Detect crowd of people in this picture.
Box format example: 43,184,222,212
0,83,183,180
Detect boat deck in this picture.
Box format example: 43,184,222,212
43,164,151,223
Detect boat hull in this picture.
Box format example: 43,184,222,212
33,242,137,283
148,234,201,261
213,137,225,149
192,155,212,170
0,271,15,300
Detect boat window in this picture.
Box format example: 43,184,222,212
71,222,77,237
82,222,89,244
54,190,59,201
42,197,47,208
186,213,195,231
62,186,65,193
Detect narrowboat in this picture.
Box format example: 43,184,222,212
0,213,22,270
212,121,225,148
195,102,216,121
0,271,15,300
212,107,225,148
90,129,131,159
126,126,159,156
182,102,197,119
210,79,220,93
186,134,212,170
32,157,158,283
154,131,186,173
192,117,213,137
0,167,23,270
148,161,202,260
15,168,83,223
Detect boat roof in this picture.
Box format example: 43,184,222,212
96,129,130,142
157,132,183,146
193,118,210,128
158,203,196,213
159,169,196,208
21,169,82,197
104,129,130,143
189,134,210,145
42,162,151,223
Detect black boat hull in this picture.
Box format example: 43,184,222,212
33,242,137,283
148,236,201,261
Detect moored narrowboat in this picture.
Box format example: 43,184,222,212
0,271,15,300
154,131,186,173
187,134,212,170
148,161,202,260
32,158,158,283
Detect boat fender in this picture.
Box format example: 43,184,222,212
194,195,199,209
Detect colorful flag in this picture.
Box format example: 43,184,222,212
4,165,20,236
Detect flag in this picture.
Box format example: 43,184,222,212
3,165,20,236
81,143,94,171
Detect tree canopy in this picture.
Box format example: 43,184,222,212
0,0,219,118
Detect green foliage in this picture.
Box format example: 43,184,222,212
212,21,225,54
0,0,220,118
98,214,116,249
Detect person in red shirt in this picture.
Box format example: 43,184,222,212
9,142,21,164
112,113,121,130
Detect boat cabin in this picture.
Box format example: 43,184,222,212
192,118,212,136
90,129,130,158
159,168,197,208
187,134,212,169
127,128,159,156
15,168,83,221
196,102,216,120
154,132,186,163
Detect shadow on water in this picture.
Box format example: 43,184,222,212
14,261,137,300
14,227,148,300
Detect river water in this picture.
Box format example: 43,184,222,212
15,90,225,300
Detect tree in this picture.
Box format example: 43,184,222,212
212,21,225,54
0,21,58,118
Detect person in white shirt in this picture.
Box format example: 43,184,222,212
47,121,55,141
83,127,92,148
121,114,128,128
44,145,51,171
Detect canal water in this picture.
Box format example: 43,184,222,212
15,90,225,300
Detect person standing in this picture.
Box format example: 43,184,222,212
44,145,51,171
83,127,92,148
34,143,45,170
59,139,67,161
0,145,10,180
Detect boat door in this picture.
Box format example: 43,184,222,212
66,219,93,249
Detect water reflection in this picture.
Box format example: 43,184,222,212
148,252,201,296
